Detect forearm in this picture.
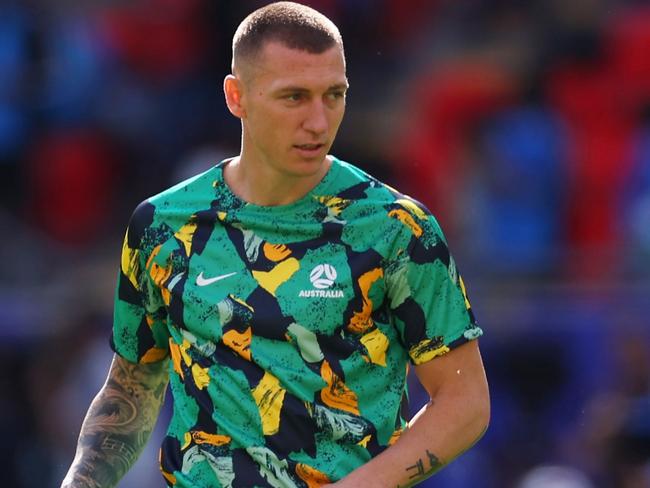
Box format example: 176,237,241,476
61,355,169,488
402,396,489,486
332,342,490,488
336,395,488,488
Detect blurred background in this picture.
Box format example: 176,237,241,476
1,0,649,487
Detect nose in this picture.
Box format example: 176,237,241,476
302,100,328,135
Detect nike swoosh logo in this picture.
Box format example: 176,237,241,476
196,271,237,286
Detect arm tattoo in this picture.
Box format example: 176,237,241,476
401,449,443,486
61,356,169,488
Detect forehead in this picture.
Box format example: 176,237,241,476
247,41,347,91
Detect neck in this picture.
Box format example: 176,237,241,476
223,152,332,207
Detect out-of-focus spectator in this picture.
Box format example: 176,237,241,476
395,59,515,239
99,0,209,82
546,51,635,280
561,331,650,488
607,5,650,106
0,3,30,213
622,120,650,270
517,465,594,488
467,104,568,275
25,129,120,246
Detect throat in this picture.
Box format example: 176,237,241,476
224,156,331,206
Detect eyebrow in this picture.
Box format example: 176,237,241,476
274,83,349,94
327,83,349,91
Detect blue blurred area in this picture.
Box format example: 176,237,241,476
1,1,649,487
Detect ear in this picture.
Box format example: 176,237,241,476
224,75,246,119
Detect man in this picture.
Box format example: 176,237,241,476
62,2,489,487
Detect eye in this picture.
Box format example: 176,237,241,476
327,91,345,100
285,93,303,102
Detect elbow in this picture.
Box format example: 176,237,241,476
455,373,490,447
475,397,490,441
472,383,491,442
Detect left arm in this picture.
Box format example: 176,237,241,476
328,339,489,487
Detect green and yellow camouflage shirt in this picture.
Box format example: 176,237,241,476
111,156,482,487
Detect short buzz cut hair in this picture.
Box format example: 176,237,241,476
232,1,344,70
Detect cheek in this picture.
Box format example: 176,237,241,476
249,109,277,136
249,109,294,149
329,107,345,132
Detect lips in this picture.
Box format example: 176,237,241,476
293,143,326,159
294,143,324,150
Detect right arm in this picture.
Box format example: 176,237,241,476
61,353,169,488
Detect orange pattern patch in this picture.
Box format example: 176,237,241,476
222,327,252,361
320,360,360,415
141,346,168,363
263,242,292,262
388,209,423,238
296,463,331,487
347,267,384,334
190,430,231,446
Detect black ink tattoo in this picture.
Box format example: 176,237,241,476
61,355,169,488
406,459,426,479
426,449,442,470
401,449,444,486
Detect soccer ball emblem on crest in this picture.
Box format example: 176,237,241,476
310,264,337,289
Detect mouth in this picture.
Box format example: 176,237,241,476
293,143,326,157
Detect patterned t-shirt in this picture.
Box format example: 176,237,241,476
111,156,482,487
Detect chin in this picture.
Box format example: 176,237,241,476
287,154,328,174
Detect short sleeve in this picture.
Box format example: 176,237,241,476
385,199,482,365
110,201,170,363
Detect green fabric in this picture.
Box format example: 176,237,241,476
111,156,482,487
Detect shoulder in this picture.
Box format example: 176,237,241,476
125,163,223,247
146,163,222,211
332,156,445,240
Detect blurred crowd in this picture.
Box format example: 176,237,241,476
1,0,649,487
